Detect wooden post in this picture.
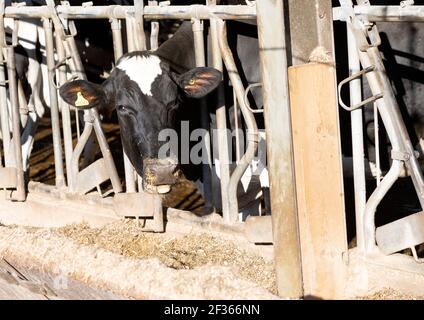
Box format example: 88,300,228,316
288,63,348,299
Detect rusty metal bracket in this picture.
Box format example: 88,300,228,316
338,66,383,111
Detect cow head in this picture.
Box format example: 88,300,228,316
60,52,221,194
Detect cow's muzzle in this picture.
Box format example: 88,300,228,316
142,158,180,194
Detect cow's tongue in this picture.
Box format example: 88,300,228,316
156,185,171,194
144,183,171,194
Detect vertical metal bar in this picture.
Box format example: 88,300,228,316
256,0,303,298
233,88,242,162
75,107,80,139
55,31,73,187
347,24,366,251
148,1,159,51
0,0,5,167
111,18,124,58
192,18,213,213
134,0,146,51
7,46,25,201
123,16,140,192
43,18,65,188
374,103,381,185
210,17,232,221
111,18,136,193
125,17,137,52
0,48,10,166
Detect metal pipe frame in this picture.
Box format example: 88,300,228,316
0,45,10,167
0,3,260,216
217,20,258,223
340,0,424,254
134,0,146,51
334,5,424,22
2,5,256,21
360,43,424,253
347,23,366,252
55,29,73,188
192,18,214,213
43,18,65,188
124,15,142,192
111,17,136,194
6,46,25,201
209,8,232,222
148,1,159,51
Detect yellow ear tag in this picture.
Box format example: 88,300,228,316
75,92,90,107
188,78,196,85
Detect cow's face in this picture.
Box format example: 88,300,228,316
59,52,221,194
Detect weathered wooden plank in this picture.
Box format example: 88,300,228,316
288,63,348,299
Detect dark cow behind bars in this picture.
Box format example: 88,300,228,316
59,13,267,215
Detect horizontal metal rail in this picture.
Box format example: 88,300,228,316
334,5,424,22
3,5,256,20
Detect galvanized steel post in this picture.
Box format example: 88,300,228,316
192,18,214,213
0,48,10,166
134,0,147,51
256,0,303,298
148,1,159,50
43,18,66,188
347,24,366,252
208,2,232,221
111,17,137,193
55,30,73,188
6,46,25,201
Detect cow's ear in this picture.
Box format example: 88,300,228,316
59,80,107,110
177,67,222,98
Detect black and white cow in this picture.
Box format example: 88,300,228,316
60,22,220,189
59,18,267,214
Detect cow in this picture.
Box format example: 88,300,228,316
59,17,269,215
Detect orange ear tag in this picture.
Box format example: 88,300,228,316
75,91,90,107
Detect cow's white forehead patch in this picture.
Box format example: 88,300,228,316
117,55,162,96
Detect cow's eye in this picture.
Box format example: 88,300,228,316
117,105,126,112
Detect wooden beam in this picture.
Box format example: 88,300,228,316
288,63,348,299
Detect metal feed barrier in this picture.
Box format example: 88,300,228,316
5,0,409,299
0,0,312,298
335,0,424,260
0,1,277,233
